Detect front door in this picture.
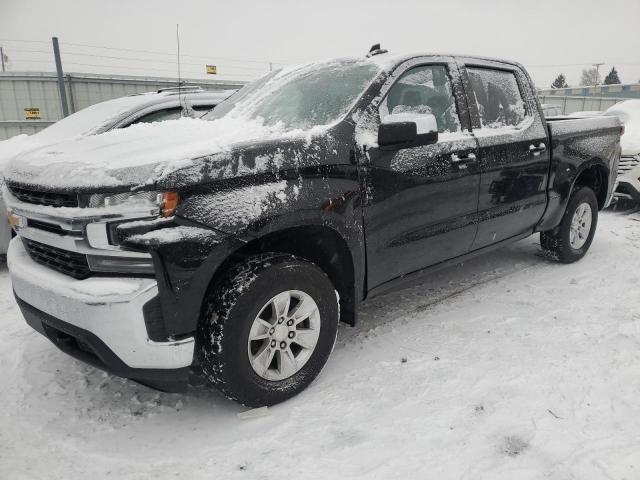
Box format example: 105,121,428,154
362,60,481,290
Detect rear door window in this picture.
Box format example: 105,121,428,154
467,68,527,129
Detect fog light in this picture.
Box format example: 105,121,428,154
87,255,154,274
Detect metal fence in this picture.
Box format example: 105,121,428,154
538,95,626,115
538,83,640,100
0,71,246,140
537,82,640,115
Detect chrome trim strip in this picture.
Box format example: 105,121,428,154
17,225,150,258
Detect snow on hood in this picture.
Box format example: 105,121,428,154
605,100,640,155
0,94,170,177
0,135,46,175
4,117,328,190
5,56,384,191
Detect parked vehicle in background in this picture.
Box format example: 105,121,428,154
0,86,233,255
567,110,603,118
605,100,640,203
541,103,563,117
4,49,622,406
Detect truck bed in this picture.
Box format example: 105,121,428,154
544,114,622,211
545,114,621,141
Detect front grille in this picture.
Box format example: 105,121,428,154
8,184,78,207
618,155,640,175
26,219,83,237
22,238,91,279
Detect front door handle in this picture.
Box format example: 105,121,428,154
451,152,477,163
528,142,547,156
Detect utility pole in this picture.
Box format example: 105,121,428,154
269,62,273,72
1,46,5,72
52,37,69,117
593,62,604,86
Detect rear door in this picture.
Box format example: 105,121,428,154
459,59,550,248
362,57,481,289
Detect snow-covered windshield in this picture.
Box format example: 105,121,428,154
202,60,380,130
33,94,150,142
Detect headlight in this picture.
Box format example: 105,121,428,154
87,191,179,218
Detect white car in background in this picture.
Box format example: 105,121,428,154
0,86,233,255
540,103,563,117
606,100,640,203
567,110,603,118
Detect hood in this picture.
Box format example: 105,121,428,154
0,134,49,174
4,117,335,191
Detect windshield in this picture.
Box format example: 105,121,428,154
203,60,380,130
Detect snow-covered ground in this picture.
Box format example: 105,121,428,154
1,209,639,479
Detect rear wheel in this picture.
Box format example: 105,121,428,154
197,253,339,406
540,186,598,263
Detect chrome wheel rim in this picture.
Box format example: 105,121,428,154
569,202,592,249
247,290,321,381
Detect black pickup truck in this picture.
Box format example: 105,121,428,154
4,47,621,406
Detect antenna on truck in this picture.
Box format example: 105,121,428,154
366,43,388,57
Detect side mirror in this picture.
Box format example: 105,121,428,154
378,112,438,149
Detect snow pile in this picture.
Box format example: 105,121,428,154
126,225,218,246
605,99,640,155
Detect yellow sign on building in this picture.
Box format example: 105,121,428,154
24,107,41,120
206,65,217,75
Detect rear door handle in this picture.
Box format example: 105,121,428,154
528,143,547,156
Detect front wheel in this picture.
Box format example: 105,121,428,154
197,253,339,406
540,186,598,263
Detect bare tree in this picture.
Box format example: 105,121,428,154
580,68,600,86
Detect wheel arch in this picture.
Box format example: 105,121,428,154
571,161,609,210
207,224,360,326
537,158,610,232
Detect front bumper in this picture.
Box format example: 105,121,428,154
613,155,640,202
8,238,195,391
614,174,640,202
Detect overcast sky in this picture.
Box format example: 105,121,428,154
2,0,639,88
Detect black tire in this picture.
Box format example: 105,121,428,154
540,186,598,263
197,253,339,406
